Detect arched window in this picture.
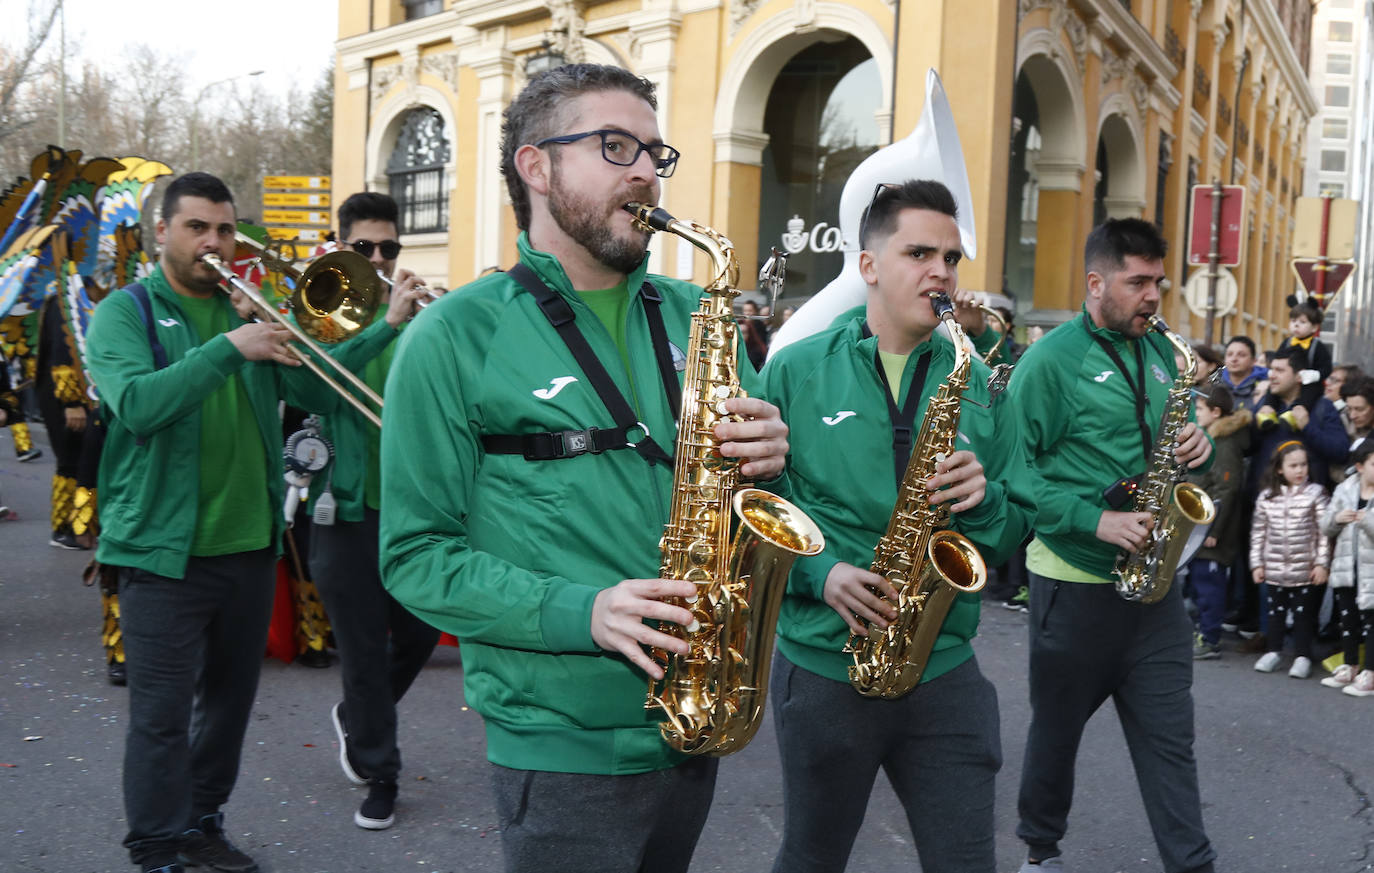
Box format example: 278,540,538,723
387,107,451,234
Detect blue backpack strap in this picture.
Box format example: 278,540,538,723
124,283,169,370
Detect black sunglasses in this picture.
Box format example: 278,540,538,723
348,239,403,260
534,129,681,178
858,182,902,248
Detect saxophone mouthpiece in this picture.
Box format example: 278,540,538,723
926,291,955,320
623,202,675,233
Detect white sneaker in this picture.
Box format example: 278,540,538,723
1288,656,1312,679
1254,651,1282,673
1322,664,1358,688
1018,857,1065,872
1343,670,1374,697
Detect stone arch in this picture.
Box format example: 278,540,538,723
1015,27,1087,191
713,2,892,164
1095,93,1147,218
365,84,459,197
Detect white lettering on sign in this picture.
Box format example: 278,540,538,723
780,215,847,255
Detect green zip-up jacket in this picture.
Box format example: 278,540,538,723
305,314,404,521
378,233,782,775
1005,305,1212,579
760,315,1035,684
86,266,339,579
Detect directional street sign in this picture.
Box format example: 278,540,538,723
263,175,330,190
263,209,330,227
263,191,331,208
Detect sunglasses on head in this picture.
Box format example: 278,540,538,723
348,239,403,260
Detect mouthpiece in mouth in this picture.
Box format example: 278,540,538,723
623,202,675,233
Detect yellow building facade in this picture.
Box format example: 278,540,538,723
333,0,1315,347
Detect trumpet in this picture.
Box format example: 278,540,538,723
199,248,385,427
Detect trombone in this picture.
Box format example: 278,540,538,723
200,245,386,427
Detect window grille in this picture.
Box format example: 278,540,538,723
387,107,451,234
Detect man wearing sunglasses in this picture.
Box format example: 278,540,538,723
758,179,1034,873
378,64,790,873
304,191,439,831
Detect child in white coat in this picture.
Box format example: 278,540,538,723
1319,442,1374,695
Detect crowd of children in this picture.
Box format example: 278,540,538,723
1178,301,1372,696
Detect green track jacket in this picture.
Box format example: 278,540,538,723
760,315,1036,684
378,234,780,775
1005,306,1211,579
87,266,339,579
307,315,403,521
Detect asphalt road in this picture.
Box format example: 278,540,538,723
2,433,1371,873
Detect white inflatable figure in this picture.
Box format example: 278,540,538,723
768,69,978,357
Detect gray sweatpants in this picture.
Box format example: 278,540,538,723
489,756,718,873
769,652,1002,873
1015,572,1216,873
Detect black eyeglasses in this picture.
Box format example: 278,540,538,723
348,239,403,260
858,182,901,248
534,129,681,178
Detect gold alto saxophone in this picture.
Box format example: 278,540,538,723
1113,315,1217,604
624,202,824,756
847,292,988,699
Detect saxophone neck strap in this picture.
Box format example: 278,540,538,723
862,320,933,488
1080,312,1153,464
485,262,674,466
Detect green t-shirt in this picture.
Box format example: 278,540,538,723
177,294,272,556
877,349,911,401
1026,537,1115,583
363,304,396,511
576,281,642,412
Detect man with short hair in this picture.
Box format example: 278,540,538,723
378,64,790,873
1007,218,1216,873
1219,335,1267,410
308,191,438,830
1251,347,1348,492
759,179,1034,873
87,172,339,873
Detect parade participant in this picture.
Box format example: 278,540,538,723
1007,218,1216,873
35,293,92,549
377,64,791,873
87,172,339,873
759,179,1035,873
308,191,439,831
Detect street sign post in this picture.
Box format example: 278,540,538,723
1188,183,1246,345
261,175,332,251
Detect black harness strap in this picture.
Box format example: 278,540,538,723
1081,312,1153,462
125,283,168,370
862,321,933,488
481,263,675,466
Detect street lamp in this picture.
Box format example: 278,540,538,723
189,70,265,169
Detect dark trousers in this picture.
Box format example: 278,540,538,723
769,653,1001,873
489,757,718,873
118,549,276,866
1333,587,1374,666
309,509,439,783
1188,559,1229,646
1017,572,1216,873
1265,583,1321,658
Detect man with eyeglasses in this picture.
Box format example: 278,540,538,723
378,64,790,873
301,191,439,830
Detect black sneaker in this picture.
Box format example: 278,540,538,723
178,813,259,873
355,781,398,830
332,702,367,785
1002,585,1029,613
17,447,42,462
142,864,185,873
50,530,82,550
108,660,127,686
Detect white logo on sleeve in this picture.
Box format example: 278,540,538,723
533,376,578,399
158,318,180,327
1093,371,1114,383
822,410,857,426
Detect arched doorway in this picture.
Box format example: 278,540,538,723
755,38,882,297
1093,111,1145,222
1004,72,1043,305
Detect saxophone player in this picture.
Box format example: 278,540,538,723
759,180,1035,873
377,64,789,873
1007,218,1216,873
